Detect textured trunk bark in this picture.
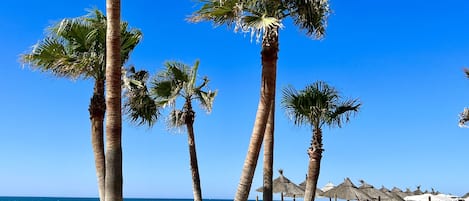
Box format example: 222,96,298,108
304,127,324,201
234,28,278,201
185,102,203,201
89,79,106,201
262,97,275,201
104,1,122,201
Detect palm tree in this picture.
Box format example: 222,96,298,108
281,81,361,201
105,0,123,200
126,60,217,201
459,69,469,128
190,1,330,201
21,9,141,201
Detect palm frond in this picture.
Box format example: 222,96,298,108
167,109,187,132
123,67,159,127
281,85,310,126
21,37,87,79
242,14,282,42
188,0,241,27
195,89,218,113
286,0,331,39
327,98,361,128
459,107,469,128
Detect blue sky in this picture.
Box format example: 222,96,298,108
1,0,469,199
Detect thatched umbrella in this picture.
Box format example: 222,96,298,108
285,179,324,198
256,169,305,201
322,178,373,201
391,187,408,199
358,180,393,201
413,186,423,196
380,186,405,201
405,188,415,196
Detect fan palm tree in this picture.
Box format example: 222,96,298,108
126,60,217,201
105,0,123,200
281,81,361,201
190,1,330,201
21,9,141,201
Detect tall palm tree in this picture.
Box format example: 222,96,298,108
190,1,330,201
126,60,217,201
281,81,361,201
21,9,141,201
105,0,123,200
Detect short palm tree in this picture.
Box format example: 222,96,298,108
126,60,217,201
190,2,330,200
21,9,142,201
281,81,361,201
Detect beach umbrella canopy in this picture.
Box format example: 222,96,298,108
322,178,373,201
380,186,405,201
358,180,394,201
405,188,415,196
413,186,423,196
391,187,408,199
286,180,323,198
256,170,305,201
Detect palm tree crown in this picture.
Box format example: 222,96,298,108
190,0,330,41
152,60,217,127
22,9,142,80
282,81,361,129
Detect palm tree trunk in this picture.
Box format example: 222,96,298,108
185,102,203,201
89,79,106,201
104,1,122,201
263,95,275,201
304,127,324,201
235,28,278,201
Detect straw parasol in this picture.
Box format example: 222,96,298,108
405,188,415,196
391,187,408,199
287,177,324,197
256,169,305,201
413,186,423,196
322,178,373,201
358,180,393,201
380,186,405,201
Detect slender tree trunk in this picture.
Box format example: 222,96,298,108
304,127,324,201
235,28,278,201
104,1,122,201
263,94,275,201
185,102,203,201
89,79,106,201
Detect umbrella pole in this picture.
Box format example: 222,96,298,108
281,192,284,201
293,194,296,201
256,195,258,201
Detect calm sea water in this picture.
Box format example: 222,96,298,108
0,198,240,201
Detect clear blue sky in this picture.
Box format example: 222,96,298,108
1,0,468,199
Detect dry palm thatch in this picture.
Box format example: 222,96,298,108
358,180,394,201
257,170,305,201
322,178,372,201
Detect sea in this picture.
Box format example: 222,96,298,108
0,198,251,201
